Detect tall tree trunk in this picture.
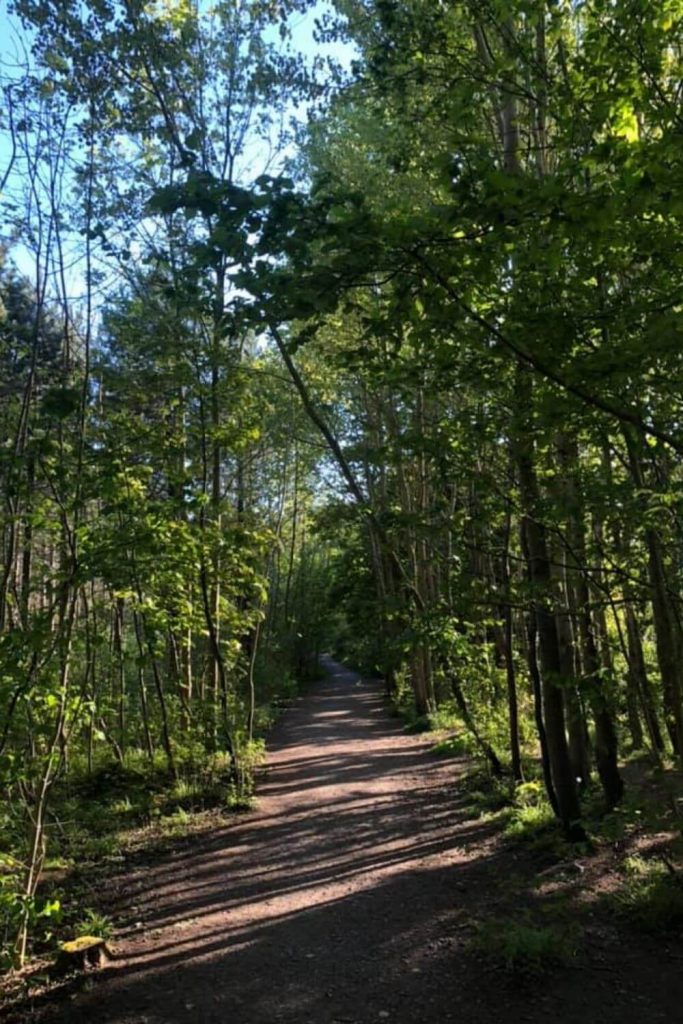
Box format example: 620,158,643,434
515,370,583,838
624,600,665,755
624,429,683,757
526,609,559,815
502,509,523,781
558,437,623,808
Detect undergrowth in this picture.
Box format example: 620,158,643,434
0,722,273,968
474,916,578,974
431,732,472,758
502,782,558,842
74,910,114,942
609,855,683,933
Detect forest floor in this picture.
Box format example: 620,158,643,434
5,658,683,1024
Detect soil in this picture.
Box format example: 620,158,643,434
6,658,683,1023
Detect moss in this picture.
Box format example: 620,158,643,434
61,935,104,954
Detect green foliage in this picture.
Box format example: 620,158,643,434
460,767,514,817
402,714,432,735
0,862,27,970
431,733,471,758
586,787,660,845
0,737,269,966
504,802,557,842
610,856,683,933
0,860,63,971
6,0,683,974
475,917,578,974
74,910,113,942
460,770,566,854
501,782,561,849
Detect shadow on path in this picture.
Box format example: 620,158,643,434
22,657,683,1024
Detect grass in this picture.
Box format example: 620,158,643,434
0,733,271,970
458,769,578,861
474,916,578,974
393,689,463,736
583,788,657,845
609,855,683,933
503,782,557,840
504,801,557,839
431,732,471,757
456,763,514,820
402,715,433,734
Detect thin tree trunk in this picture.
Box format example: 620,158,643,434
624,429,683,756
502,509,523,781
526,609,559,815
515,370,583,838
558,437,623,808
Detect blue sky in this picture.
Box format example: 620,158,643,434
0,0,355,289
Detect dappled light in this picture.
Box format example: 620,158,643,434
2,0,683,1019
10,662,681,1024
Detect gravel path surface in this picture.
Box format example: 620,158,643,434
28,658,683,1024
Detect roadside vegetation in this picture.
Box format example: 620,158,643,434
3,0,683,980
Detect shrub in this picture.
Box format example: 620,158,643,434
504,782,556,841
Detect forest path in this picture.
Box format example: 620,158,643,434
36,659,680,1024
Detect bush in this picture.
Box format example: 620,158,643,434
503,781,557,841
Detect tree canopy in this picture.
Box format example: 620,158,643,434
2,0,683,970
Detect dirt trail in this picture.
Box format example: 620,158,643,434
29,660,683,1023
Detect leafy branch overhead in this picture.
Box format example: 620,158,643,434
2,0,683,975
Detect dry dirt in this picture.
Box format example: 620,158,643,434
8,658,683,1023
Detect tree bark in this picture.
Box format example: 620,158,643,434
515,370,583,838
